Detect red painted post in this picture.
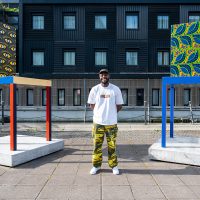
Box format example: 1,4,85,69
46,86,51,141
10,84,16,151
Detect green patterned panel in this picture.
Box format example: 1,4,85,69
0,22,16,77
170,21,200,77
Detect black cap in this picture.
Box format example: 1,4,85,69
99,69,109,74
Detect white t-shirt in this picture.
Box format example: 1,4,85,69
87,83,124,125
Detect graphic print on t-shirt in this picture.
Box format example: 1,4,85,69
100,94,110,98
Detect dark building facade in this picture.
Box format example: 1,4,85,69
2,0,200,121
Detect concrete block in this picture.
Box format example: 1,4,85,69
0,135,64,167
149,136,200,166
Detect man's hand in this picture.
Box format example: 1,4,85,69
117,105,122,112
89,104,95,110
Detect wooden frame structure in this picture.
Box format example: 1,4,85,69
0,76,52,151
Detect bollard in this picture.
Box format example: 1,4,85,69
84,104,87,123
144,100,147,125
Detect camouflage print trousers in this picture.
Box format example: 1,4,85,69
92,123,118,168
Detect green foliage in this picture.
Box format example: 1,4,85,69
0,3,19,13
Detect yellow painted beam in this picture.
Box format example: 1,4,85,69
13,77,52,87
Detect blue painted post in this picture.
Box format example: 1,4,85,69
162,80,167,148
170,85,174,138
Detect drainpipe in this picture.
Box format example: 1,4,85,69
83,79,86,123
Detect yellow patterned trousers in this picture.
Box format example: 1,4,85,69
92,123,118,168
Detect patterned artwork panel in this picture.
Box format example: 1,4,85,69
171,21,200,77
0,22,16,77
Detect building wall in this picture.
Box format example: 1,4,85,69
2,2,200,119
1,79,200,107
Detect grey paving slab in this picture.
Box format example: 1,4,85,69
127,174,157,186
177,174,200,185
37,185,70,199
68,185,101,200
102,185,134,200
102,174,129,185
0,172,25,185
189,185,200,198
160,185,198,199
47,174,76,186
151,174,184,186
18,174,50,186
131,185,166,199
73,174,101,186
0,185,42,199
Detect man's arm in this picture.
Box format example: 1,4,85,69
89,104,95,110
116,105,122,112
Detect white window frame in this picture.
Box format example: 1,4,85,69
152,89,159,106
32,51,44,66
126,14,138,29
27,89,34,106
157,50,169,66
63,15,76,30
58,89,65,106
189,13,200,23
32,15,44,30
183,89,191,106
95,15,107,29
64,51,76,66
157,15,169,29
126,51,138,66
73,89,81,106
95,51,107,66
121,88,128,106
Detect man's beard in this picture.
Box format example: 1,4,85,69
101,78,109,85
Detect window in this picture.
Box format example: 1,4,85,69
121,89,128,106
167,88,176,106
16,88,19,106
136,89,144,106
58,89,65,106
32,51,44,66
157,16,169,29
126,51,138,66
27,89,33,106
126,13,138,29
73,89,81,106
158,51,169,66
32,15,44,30
189,13,200,23
152,89,159,106
95,15,107,29
63,15,75,29
7,16,18,26
95,51,107,66
64,51,75,66
183,89,191,106
42,89,46,106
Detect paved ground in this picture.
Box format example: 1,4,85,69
0,123,200,199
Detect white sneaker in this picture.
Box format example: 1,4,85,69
90,167,101,175
112,166,119,175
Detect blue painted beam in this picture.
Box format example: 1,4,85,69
0,77,14,85
163,76,200,85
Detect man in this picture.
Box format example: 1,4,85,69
87,69,123,175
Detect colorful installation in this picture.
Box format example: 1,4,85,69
170,21,200,77
0,22,16,77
